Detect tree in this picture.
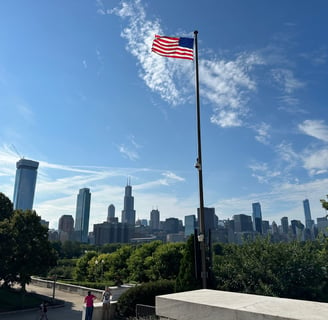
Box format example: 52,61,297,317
320,196,328,212
103,245,134,284
0,192,13,221
0,219,16,286
10,210,57,290
176,235,201,292
146,243,184,281
213,238,328,302
127,241,162,283
74,250,98,281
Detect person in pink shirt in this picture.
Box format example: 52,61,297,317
84,290,97,320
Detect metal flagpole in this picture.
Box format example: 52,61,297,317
193,30,207,289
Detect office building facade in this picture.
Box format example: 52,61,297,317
13,158,39,210
233,214,253,232
75,188,91,243
93,222,130,245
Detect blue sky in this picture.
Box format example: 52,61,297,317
1,0,328,230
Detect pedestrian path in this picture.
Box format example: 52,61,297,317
1,283,83,320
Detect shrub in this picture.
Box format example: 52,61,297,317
116,279,175,318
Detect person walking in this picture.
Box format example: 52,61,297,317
102,286,112,320
39,301,48,320
84,290,97,320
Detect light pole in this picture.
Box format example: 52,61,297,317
194,30,207,289
101,259,104,282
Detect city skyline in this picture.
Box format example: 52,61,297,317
1,1,328,229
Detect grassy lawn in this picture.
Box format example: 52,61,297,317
0,287,48,312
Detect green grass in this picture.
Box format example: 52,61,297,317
0,287,48,312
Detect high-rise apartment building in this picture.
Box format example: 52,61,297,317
150,209,160,230
74,188,91,243
121,182,136,226
13,158,39,211
252,202,262,234
303,199,314,229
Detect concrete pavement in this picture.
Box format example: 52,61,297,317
1,283,84,320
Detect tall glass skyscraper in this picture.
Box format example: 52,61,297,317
252,202,263,234
13,158,39,210
121,182,136,226
74,188,91,243
184,214,196,237
303,199,313,229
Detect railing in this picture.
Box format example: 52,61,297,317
136,304,158,319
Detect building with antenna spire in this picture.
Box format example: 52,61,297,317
121,178,136,226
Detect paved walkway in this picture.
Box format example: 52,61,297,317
1,283,84,320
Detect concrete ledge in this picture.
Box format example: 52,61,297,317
156,289,328,320
82,302,116,320
31,277,132,301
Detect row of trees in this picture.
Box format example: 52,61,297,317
0,193,57,290
61,235,328,302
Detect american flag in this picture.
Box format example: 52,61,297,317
151,35,194,60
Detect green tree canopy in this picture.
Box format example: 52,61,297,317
127,241,162,283
10,209,57,290
0,192,13,221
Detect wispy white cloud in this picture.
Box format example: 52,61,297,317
252,122,271,144
110,0,264,127
118,144,139,161
162,171,185,182
299,120,328,142
302,149,328,176
271,68,305,109
249,161,281,184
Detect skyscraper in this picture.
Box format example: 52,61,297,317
74,188,91,243
233,214,253,232
107,204,115,222
197,207,216,237
58,214,74,242
281,216,289,234
184,214,196,237
121,181,136,226
150,209,160,230
303,199,313,229
252,202,262,234
13,158,39,210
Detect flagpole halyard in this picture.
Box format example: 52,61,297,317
194,30,207,289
